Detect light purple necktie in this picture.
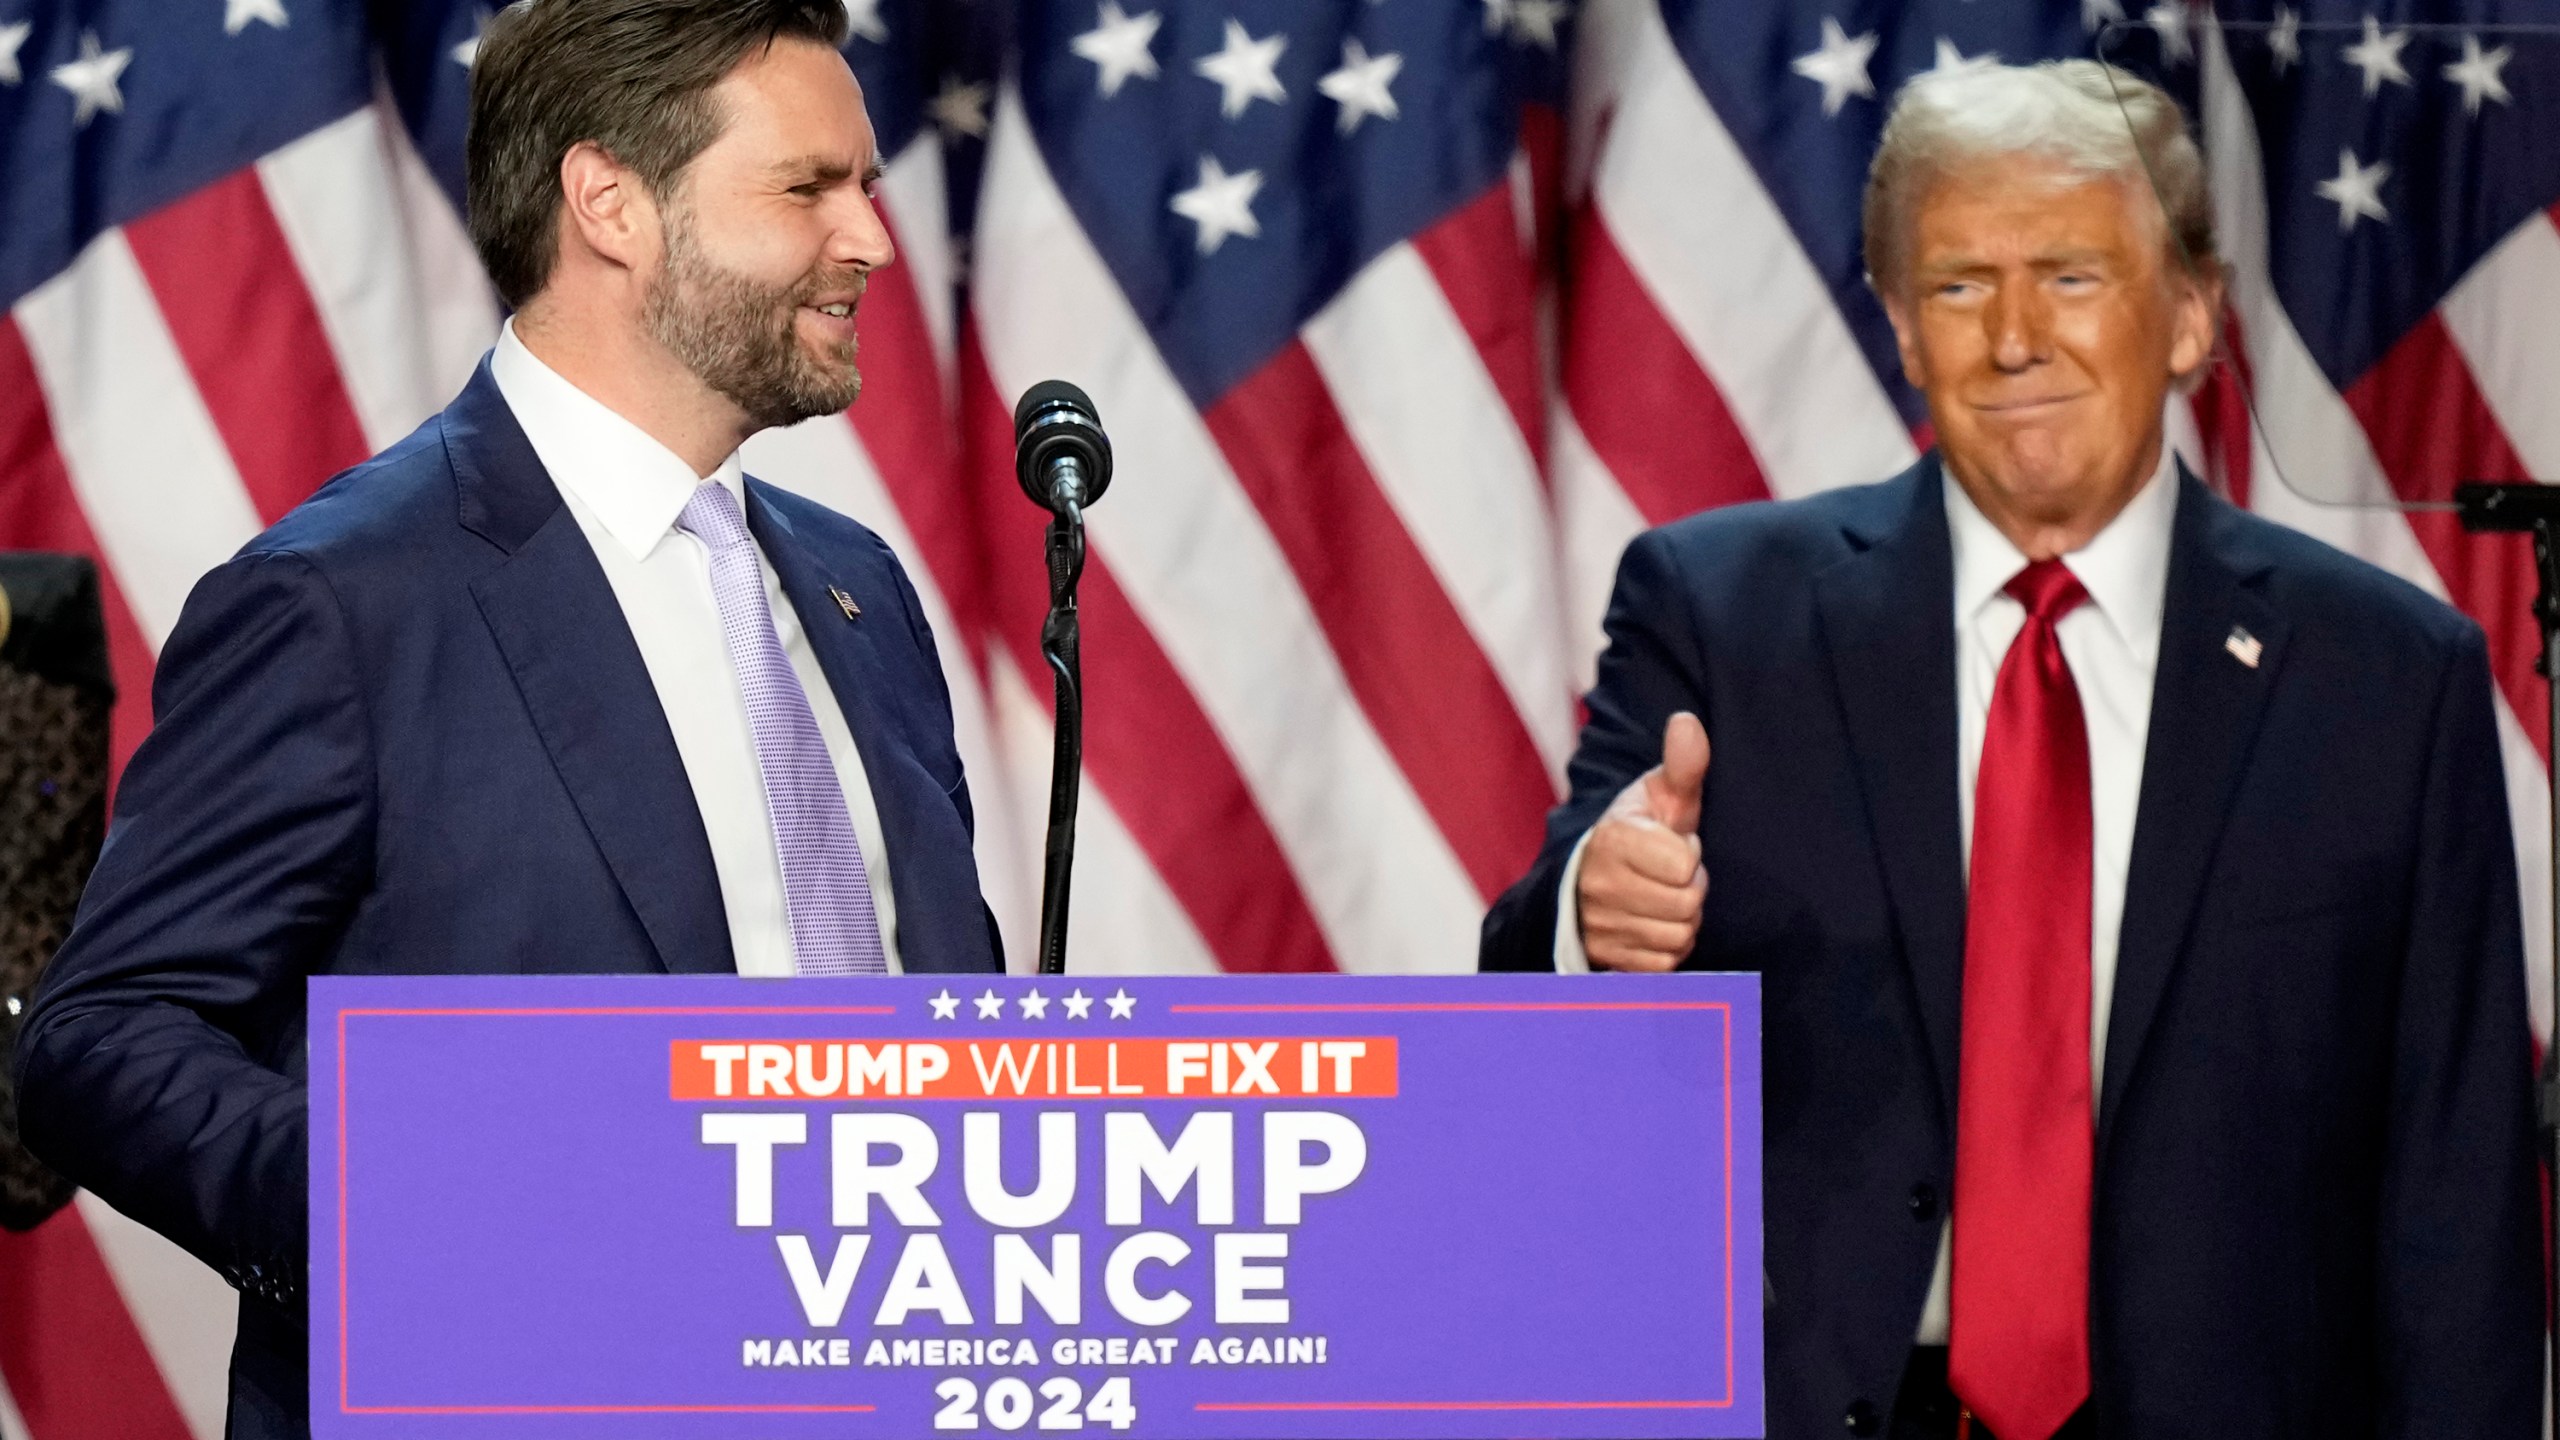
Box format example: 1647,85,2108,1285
678,481,888,975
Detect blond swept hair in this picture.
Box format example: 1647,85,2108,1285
1862,59,2218,297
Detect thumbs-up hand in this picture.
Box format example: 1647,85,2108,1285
1574,713,1710,972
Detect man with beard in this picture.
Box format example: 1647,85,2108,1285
10,4,1001,1436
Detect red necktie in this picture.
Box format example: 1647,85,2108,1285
1949,559,2093,1440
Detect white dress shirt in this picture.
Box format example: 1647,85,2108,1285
1554,448,2179,1342
489,323,902,975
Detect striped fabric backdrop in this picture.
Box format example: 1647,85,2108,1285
3,0,2555,1434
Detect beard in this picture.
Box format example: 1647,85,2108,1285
644,205,865,432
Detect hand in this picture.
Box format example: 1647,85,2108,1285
1574,712,1710,973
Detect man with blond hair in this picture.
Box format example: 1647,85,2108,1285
1483,61,2539,1439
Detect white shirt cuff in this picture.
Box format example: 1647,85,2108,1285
1552,828,1598,974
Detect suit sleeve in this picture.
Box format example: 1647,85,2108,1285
1480,528,1712,972
2379,623,2542,1438
877,539,1005,971
10,548,374,1296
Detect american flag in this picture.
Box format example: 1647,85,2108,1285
1,0,2556,1433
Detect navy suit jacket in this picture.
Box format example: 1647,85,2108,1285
1481,459,2540,1439
12,363,1002,1439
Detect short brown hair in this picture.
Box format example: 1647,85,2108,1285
465,0,850,308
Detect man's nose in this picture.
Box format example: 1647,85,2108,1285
830,188,897,275
1985,281,2052,373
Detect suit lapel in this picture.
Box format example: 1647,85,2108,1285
745,483,994,975
2099,474,2284,1138
447,364,735,975
1813,463,1969,1123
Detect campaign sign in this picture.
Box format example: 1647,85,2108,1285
311,973,1761,1438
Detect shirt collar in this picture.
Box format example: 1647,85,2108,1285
1944,442,2178,659
488,320,745,561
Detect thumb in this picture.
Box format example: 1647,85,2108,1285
1644,711,1710,837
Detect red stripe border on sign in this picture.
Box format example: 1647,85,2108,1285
1176,1001,1739,1415
335,1000,1738,1417
336,1006,898,1416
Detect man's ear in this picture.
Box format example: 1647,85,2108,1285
2166,262,2225,386
1878,283,1931,391
557,140,658,275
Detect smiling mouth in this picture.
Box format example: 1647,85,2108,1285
807,302,855,319
1975,393,2088,415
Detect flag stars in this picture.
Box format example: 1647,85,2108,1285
1193,18,1286,120
973,988,1007,1020
1018,990,1051,1019
451,8,488,69
2267,6,2301,74
0,21,29,85
50,30,131,128
843,0,888,45
1318,39,1401,135
1061,989,1095,1019
1105,989,1137,1019
225,0,287,36
2442,34,2513,117
2144,2,2192,65
928,988,961,1020
1792,16,1877,118
1171,155,1263,253
2340,15,2411,99
2315,147,2390,231
1929,38,1998,80
929,76,991,141
1073,2,1160,97
1508,0,1569,52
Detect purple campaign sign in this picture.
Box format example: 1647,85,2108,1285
310,973,1762,1438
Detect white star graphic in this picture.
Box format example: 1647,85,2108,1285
1318,39,1401,135
1929,38,1998,79
225,0,288,36
1509,0,1569,51
451,9,488,69
973,988,1007,1020
928,76,991,140
1105,988,1137,1020
843,0,888,44
2442,34,2513,117
50,31,131,128
2340,15,2411,99
929,989,961,1020
1072,2,1160,98
2144,3,2191,65
1018,990,1051,1019
2267,6,2301,74
0,22,30,86
2314,147,2390,231
1169,154,1263,254
1791,17,1877,118
1062,989,1095,1019
1193,18,1286,120
2081,0,2125,34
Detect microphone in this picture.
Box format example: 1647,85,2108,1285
1014,380,1114,515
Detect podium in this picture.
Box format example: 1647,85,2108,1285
309,972,1762,1437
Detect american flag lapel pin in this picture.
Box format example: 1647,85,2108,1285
2225,625,2262,669
829,585,861,621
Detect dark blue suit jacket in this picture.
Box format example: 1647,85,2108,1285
1481,459,2540,1439
11,363,1001,1439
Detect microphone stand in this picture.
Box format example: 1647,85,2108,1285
1037,496,1086,978
2453,481,2560,1432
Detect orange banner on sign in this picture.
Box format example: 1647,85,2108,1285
668,1037,1398,1102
